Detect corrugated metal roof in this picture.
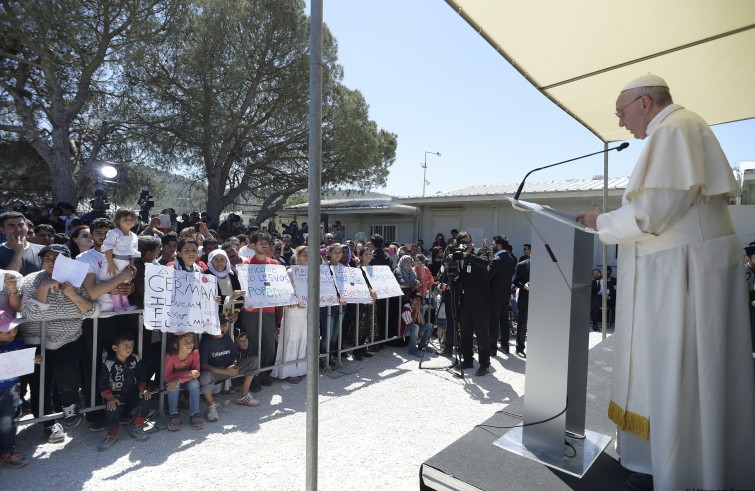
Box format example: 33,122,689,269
397,177,630,199
285,197,395,210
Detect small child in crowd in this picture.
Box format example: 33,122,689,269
401,293,435,357
164,333,202,431
0,311,41,468
102,209,140,312
97,330,153,451
199,320,260,422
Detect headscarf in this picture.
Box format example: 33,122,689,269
339,243,352,266
395,255,418,285
207,249,231,278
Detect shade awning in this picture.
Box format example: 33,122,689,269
445,0,755,142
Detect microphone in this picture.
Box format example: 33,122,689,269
513,142,629,200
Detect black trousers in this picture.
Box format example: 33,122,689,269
460,301,490,367
489,299,510,351
29,337,83,429
516,297,528,353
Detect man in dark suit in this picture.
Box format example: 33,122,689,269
454,231,491,375
518,243,531,262
488,235,516,355
590,269,603,331
513,256,531,358
606,266,617,325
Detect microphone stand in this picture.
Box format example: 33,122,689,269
513,143,629,201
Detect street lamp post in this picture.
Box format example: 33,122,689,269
421,151,441,197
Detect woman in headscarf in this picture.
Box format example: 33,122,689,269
393,254,419,300
203,249,244,326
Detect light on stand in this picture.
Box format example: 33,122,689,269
100,164,118,180
421,150,441,197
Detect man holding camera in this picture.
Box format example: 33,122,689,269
451,231,491,376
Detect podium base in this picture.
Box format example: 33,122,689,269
494,426,611,478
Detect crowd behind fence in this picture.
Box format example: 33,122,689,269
14,295,407,429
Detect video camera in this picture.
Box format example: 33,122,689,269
89,187,111,217
137,188,155,223
442,243,469,281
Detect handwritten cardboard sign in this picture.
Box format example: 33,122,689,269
143,264,220,334
361,265,404,299
331,265,372,304
0,347,36,380
290,265,340,308
52,255,90,288
237,264,297,308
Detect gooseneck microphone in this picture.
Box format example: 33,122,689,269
513,142,629,200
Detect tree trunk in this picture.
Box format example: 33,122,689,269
205,170,226,225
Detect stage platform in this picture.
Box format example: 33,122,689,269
420,335,632,490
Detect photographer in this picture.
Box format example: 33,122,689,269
446,231,491,376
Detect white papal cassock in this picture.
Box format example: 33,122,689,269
596,103,755,489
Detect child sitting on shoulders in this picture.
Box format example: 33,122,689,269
0,311,41,468
101,209,140,312
164,332,201,431
97,330,153,451
199,320,260,422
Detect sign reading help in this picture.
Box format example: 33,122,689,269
331,265,372,304
143,264,220,334
362,265,404,299
238,264,297,308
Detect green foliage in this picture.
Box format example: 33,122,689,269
0,0,396,221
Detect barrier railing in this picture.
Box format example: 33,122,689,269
14,296,405,427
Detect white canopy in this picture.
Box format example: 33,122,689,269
445,0,755,142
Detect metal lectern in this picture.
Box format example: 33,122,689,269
494,198,611,477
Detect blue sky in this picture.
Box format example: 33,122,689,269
316,0,754,197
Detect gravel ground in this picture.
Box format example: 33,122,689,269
7,331,611,490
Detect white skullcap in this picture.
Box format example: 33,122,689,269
622,74,669,91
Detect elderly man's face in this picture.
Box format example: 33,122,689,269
616,92,649,139
324,234,334,245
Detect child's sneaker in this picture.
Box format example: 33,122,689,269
98,434,118,452
0,450,29,468
206,402,219,422
127,424,151,442
235,393,260,407
190,415,203,430
168,415,181,431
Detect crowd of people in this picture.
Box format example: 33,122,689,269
0,202,540,467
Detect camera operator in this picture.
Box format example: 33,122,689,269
445,231,492,376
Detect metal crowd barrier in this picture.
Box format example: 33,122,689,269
15,296,405,427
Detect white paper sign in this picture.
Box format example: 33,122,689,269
158,214,172,228
52,255,90,288
290,265,340,308
362,265,404,299
331,265,372,304
143,264,220,334
238,264,297,308
0,347,36,380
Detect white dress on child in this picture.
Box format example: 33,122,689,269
271,305,308,379
99,228,139,279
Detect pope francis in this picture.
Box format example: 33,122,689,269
577,74,755,491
